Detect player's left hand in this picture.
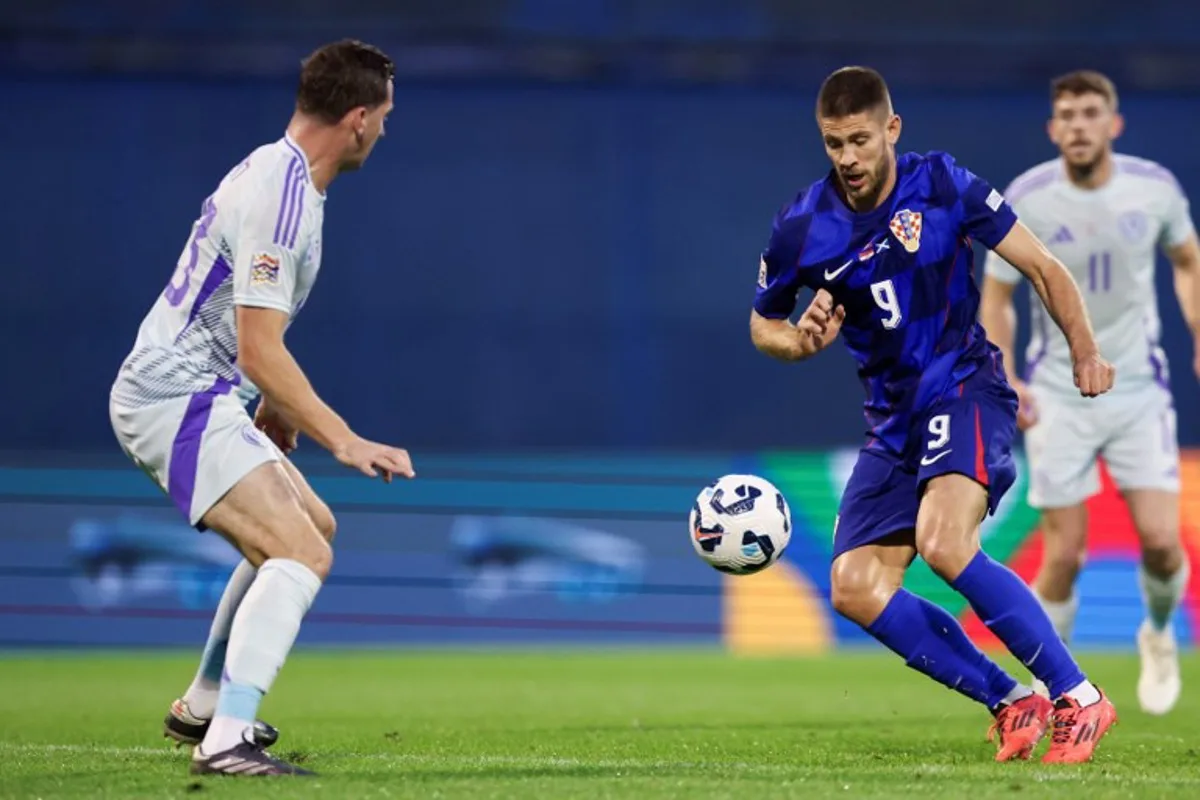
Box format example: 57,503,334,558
254,399,300,455
796,289,846,354
1072,351,1115,398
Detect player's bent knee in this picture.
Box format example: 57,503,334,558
286,536,333,581
1136,517,1181,551
1142,542,1184,578
915,522,976,580
311,501,337,543
830,586,878,625
915,477,984,580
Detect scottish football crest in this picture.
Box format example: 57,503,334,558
889,209,923,253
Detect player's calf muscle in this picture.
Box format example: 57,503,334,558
1036,549,1086,597
1126,490,1183,572
1035,508,1088,597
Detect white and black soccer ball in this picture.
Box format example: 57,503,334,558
689,474,791,575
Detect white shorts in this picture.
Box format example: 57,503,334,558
1024,384,1179,509
109,378,281,527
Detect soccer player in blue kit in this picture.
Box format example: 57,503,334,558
750,67,1118,763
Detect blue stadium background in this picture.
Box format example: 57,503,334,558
3,1,1200,651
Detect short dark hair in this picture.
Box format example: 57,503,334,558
1051,70,1119,111
817,66,892,119
296,39,395,125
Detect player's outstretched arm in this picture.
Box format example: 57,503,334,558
1166,233,1200,380
990,221,1114,397
237,306,415,481
750,290,845,362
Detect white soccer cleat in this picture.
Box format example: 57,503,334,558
1137,620,1181,715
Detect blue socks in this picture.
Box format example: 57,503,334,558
951,550,1087,699
867,589,1020,709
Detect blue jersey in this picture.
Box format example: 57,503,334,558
754,151,1019,457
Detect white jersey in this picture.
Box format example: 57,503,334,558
112,135,325,408
983,153,1195,400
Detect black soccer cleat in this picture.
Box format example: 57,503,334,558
164,698,279,749
190,739,315,777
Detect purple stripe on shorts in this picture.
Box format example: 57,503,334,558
284,167,305,248
167,377,234,523
272,158,301,244
185,255,232,330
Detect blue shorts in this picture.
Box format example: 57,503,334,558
832,376,1018,561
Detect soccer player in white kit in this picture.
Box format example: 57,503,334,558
981,71,1200,716
109,40,413,776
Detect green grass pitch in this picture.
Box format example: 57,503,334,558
0,650,1197,798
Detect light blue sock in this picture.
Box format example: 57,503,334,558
215,679,264,723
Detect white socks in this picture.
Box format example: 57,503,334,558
183,560,258,719
1035,591,1079,644
1000,684,1034,706
1064,679,1102,707
199,559,323,754
1138,560,1189,632
202,716,254,753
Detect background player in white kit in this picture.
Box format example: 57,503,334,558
981,70,1200,716
109,39,413,777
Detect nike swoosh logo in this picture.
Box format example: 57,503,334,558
1022,643,1043,668
920,449,953,466
824,259,854,281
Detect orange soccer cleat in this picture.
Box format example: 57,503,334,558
1041,689,1118,764
988,693,1053,762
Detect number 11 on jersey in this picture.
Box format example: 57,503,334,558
1087,252,1111,293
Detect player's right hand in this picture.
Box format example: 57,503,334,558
796,289,846,355
1073,351,1116,398
1009,377,1038,431
334,436,415,482
254,400,299,455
